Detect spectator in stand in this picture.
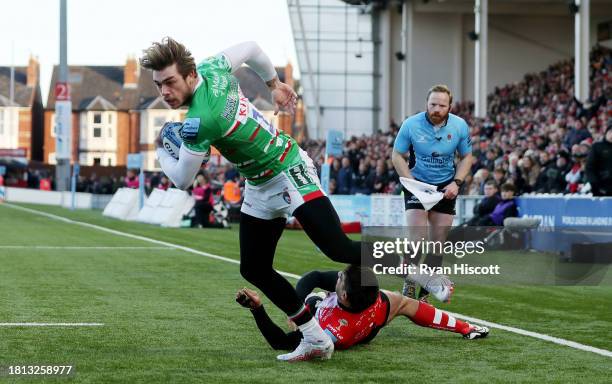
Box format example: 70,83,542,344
39,173,52,191
336,157,353,194
518,156,539,193
124,169,139,189
149,172,161,194
466,180,501,226
192,173,215,227
88,173,101,194
481,149,498,171
76,175,88,192
480,183,519,226
350,162,372,195
534,151,554,193
565,145,589,193
329,158,341,182
223,175,242,205
564,119,592,149
328,178,337,195
225,165,239,184
27,170,40,189
371,162,388,194
157,175,172,190
492,168,506,187
585,125,612,196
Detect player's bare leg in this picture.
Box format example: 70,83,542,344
428,211,453,242
403,209,429,298
415,210,455,300
383,290,489,339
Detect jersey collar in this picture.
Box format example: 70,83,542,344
425,112,449,129
193,73,204,92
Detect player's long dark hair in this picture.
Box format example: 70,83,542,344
343,265,379,312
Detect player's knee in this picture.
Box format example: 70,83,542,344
323,238,359,263
239,263,260,284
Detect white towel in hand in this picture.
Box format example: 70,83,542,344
399,177,444,211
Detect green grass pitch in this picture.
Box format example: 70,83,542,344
0,203,610,383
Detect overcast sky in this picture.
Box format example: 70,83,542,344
0,0,298,105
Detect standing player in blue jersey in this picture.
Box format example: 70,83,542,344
392,84,473,299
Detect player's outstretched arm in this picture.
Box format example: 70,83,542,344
236,289,302,351
222,41,277,81
221,41,296,115
155,129,206,190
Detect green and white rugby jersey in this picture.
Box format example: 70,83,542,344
181,54,300,185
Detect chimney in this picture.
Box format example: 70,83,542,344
124,55,139,88
26,56,39,87
284,61,294,88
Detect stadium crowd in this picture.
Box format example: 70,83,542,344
4,47,610,198
305,45,612,197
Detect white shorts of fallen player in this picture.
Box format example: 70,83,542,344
241,149,326,220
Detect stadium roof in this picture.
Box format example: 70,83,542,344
342,0,612,16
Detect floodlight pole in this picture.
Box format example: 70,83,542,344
474,0,488,118
400,0,413,119
574,0,590,103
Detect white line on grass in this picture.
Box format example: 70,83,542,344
4,203,611,358
0,246,173,250
446,311,612,358
0,323,104,327
3,204,248,271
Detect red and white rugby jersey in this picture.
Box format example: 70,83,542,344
315,292,389,350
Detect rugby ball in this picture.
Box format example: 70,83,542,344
161,122,183,160
160,121,211,163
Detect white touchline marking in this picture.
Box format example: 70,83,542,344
0,323,104,327
4,203,611,358
0,246,173,250
446,311,612,358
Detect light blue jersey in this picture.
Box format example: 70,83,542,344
393,112,472,184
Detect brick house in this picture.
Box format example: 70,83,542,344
44,59,301,171
44,57,180,169
0,57,44,161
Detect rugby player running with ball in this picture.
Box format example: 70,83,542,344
140,37,374,362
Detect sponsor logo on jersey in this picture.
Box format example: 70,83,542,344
181,118,200,142
221,79,240,121
416,135,427,143
288,163,314,187
210,71,229,97
237,94,249,124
